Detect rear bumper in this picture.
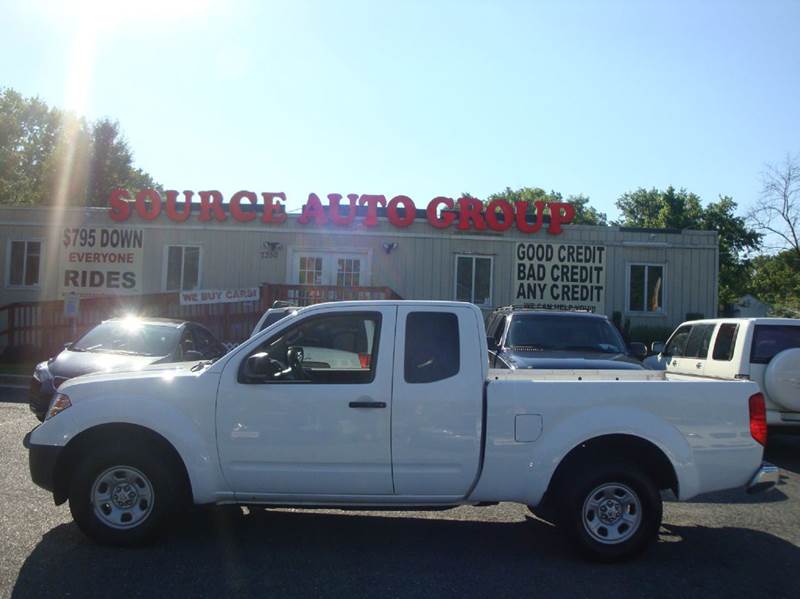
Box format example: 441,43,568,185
24,430,62,493
746,462,779,494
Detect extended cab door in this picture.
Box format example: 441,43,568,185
391,305,484,497
216,307,396,497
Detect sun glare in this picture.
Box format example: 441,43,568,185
39,0,219,288
119,315,144,333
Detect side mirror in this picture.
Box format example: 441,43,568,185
651,341,665,355
628,342,648,360
287,346,305,371
246,352,274,376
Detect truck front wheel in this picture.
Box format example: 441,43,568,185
558,463,662,562
68,447,178,546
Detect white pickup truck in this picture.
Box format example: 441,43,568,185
645,317,800,429
25,301,778,561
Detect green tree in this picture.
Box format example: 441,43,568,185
0,88,60,204
615,187,761,309
701,196,762,307
615,186,703,229
86,119,159,206
483,186,607,225
567,193,608,226
747,251,800,316
0,87,159,206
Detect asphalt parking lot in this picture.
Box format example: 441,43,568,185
1,392,799,599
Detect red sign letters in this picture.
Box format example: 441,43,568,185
109,189,575,234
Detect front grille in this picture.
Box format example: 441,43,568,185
29,377,41,398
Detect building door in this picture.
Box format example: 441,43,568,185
291,252,369,287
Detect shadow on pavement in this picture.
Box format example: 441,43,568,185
767,433,800,476
12,507,800,599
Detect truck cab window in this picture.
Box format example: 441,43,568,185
405,312,460,383
664,325,692,357
240,312,381,384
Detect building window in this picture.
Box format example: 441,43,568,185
337,257,361,287
7,240,41,287
455,255,492,307
165,245,201,291
298,256,324,285
627,263,664,313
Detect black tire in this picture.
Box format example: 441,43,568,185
68,445,179,546
556,462,662,562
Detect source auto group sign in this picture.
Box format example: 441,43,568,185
108,189,576,234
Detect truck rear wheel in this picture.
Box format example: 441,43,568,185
558,462,662,562
68,447,178,546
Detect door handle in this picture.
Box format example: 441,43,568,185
349,401,387,408
696,362,703,369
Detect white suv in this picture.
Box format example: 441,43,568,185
646,317,800,428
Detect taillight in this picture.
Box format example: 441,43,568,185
749,392,767,446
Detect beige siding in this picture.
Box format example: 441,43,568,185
0,207,718,329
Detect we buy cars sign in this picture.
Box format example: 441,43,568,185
179,287,260,306
59,226,143,296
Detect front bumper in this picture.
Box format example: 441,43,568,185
746,462,780,494
24,430,62,494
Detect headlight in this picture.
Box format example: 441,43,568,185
46,393,72,420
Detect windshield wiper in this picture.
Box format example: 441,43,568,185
94,349,146,356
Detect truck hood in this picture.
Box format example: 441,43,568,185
58,360,205,392
503,350,644,370
46,349,165,382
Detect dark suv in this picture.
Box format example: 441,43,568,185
485,307,647,370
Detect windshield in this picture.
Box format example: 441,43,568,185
506,315,626,353
71,320,181,356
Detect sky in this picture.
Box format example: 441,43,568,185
1,0,798,219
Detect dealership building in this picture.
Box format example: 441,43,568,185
0,192,719,352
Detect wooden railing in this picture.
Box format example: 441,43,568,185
0,284,402,361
